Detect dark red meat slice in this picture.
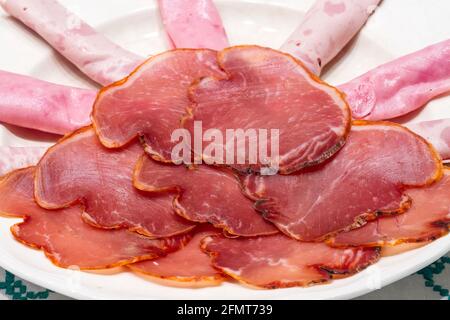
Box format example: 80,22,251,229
183,45,351,174
331,168,450,247
34,127,195,238
0,167,190,269
201,234,380,289
91,49,225,161
129,225,224,286
242,121,442,241
133,155,277,236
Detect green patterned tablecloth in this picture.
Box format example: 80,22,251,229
1,253,449,300
359,254,450,300
0,270,50,300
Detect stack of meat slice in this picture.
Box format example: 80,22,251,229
1,45,448,289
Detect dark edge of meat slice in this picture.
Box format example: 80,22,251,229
254,193,413,243
200,235,381,289
242,177,413,243
172,196,279,237
132,154,279,237
127,225,227,285
239,120,443,242
180,45,352,175
327,225,450,249
318,247,382,277
79,207,196,239
140,136,175,164
10,218,190,270
127,264,226,285
34,126,196,238
90,52,156,150
132,153,186,194
327,166,450,250
284,139,346,175
353,120,443,187
0,167,192,270
91,48,219,162
127,232,226,285
34,126,100,210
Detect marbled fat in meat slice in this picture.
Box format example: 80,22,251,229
201,234,380,289
92,49,225,161
129,225,224,285
242,121,442,241
184,45,351,174
133,155,277,236
0,167,190,269
331,169,450,247
34,127,195,238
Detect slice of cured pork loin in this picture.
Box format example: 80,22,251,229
183,45,351,174
133,155,277,237
0,167,190,269
330,168,450,247
241,121,442,241
34,127,195,238
91,49,225,161
201,233,380,289
129,225,225,286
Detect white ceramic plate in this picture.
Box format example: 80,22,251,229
0,0,449,300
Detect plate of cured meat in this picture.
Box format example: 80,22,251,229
0,0,449,300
